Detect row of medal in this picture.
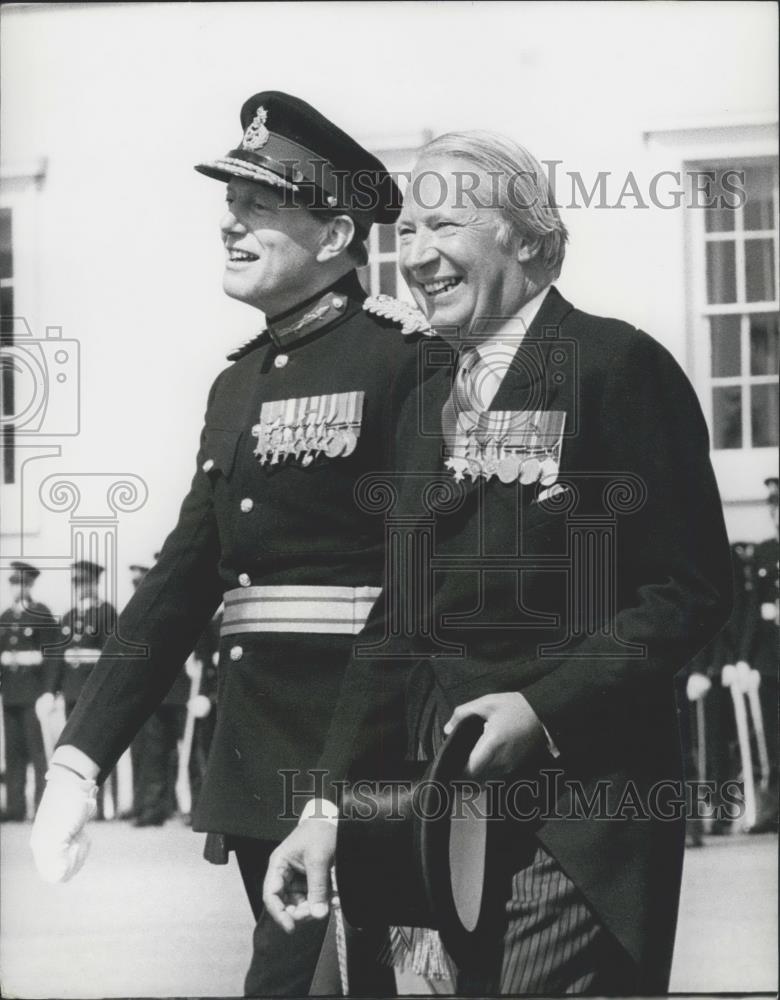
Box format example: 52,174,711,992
446,440,561,484
252,391,365,467
444,409,566,485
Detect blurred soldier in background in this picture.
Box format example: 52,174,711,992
44,560,118,818
187,608,221,816
131,554,190,827
45,561,116,717
684,544,753,836
740,477,779,832
0,562,58,821
127,563,151,819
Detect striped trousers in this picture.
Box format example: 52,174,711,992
455,841,636,996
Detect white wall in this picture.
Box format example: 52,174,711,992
1,0,778,613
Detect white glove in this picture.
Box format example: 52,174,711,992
30,765,98,883
35,692,56,721
188,694,212,719
686,672,711,701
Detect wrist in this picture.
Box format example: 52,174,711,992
51,745,100,782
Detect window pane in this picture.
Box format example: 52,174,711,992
743,164,775,232
706,241,736,304
712,385,742,449
379,261,396,297
750,312,779,375
378,224,397,255
710,314,741,376
0,208,11,280
745,238,776,303
751,383,779,447
704,169,736,232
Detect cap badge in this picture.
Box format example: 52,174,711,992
242,106,270,151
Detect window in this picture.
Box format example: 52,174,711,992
359,223,404,298
696,160,779,451
359,135,430,301
0,160,47,488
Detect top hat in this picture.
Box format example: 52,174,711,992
195,91,401,236
335,715,513,970
9,560,40,585
71,560,104,581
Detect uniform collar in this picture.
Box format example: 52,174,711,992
265,271,366,350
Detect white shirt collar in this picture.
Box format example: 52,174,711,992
473,285,551,362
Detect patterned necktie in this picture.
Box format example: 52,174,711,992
441,347,481,454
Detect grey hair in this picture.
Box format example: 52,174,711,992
416,130,568,279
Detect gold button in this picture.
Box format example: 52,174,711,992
202,458,215,472
238,573,251,587
240,498,254,513
274,354,288,369
229,645,243,661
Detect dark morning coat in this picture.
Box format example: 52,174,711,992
55,271,418,842
318,286,733,992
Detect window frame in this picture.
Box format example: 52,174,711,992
687,154,779,487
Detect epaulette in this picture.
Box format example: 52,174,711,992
226,330,271,362
363,294,433,337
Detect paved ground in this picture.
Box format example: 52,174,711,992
1,821,776,997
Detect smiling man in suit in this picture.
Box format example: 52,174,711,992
263,131,733,994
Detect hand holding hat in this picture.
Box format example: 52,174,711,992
444,692,548,780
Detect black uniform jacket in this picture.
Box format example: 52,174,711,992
47,601,118,706
0,602,59,707
56,272,419,841
318,287,733,992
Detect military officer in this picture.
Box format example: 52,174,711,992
0,562,58,821
31,90,421,996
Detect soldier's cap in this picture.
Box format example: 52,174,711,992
71,560,104,580
195,91,401,236
764,475,779,505
9,560,40,584
129,563,150,575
